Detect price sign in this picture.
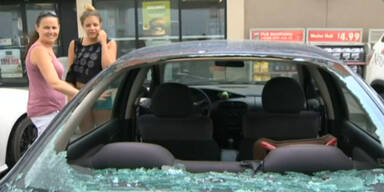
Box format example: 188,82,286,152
0,49,23,78
250,28,305,43
307,28,363,43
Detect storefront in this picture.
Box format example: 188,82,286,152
0,0,226,86
0,0,77,86
248,28,368,78
93,0,226,57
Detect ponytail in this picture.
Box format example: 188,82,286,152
23,31,39,60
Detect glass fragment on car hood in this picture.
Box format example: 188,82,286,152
5,148,384,192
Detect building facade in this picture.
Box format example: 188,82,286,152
0,0,226,84
0,0,77,84
1,0,384,85
242,0,384,42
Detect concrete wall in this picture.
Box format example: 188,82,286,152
227,0,245,40
76,0,92,37
242,0,384,42
74,0,384,42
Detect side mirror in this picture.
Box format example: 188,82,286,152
0,165,9,178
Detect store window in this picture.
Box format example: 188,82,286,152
0,3,58,86
94,0,226,53
93,0,136,57
138,0,179,46
0,4,25,84
181,0,225,41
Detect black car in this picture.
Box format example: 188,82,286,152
2,40,384,191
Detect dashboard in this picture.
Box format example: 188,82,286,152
192,86,263,149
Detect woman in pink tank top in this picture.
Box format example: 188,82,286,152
25,11,79,137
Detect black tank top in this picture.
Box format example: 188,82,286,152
72,38,109,83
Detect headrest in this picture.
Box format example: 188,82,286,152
262,144,353,173
151,83,193,117
90,142,175,169
262,77,305,113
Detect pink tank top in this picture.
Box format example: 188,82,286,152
26,42,66,117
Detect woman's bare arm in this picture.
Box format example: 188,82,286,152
31,46,79,97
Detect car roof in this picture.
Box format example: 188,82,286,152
116,40,341,67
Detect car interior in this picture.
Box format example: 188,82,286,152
63,58,384,174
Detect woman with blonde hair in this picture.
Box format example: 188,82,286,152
66,5,117,132
26,11,79,137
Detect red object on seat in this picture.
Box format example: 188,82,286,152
261,141,277,151
326,138,337,146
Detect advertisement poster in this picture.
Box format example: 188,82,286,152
253,61,270,81
142,1,171,36
307,28,363,43
250,28,305,43
0,38,12,46
0,49,23,78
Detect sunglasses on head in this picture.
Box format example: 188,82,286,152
39,11,57,17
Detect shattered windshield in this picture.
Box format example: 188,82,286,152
5,147,384,192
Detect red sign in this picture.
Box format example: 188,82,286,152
250,29,305,43
307,29,362,43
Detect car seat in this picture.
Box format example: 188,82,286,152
239,77,322,160
138,82,220,160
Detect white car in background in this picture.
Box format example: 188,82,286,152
0,57,68,175
0,87,33,175
365,33,384,97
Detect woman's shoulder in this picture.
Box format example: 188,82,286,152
71,38,82,46
29,41,43,50
69,38,83,53
29,44,50,64
30,43,47,54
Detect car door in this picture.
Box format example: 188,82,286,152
321,67,384,168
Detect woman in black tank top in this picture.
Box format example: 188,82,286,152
66,5,117,133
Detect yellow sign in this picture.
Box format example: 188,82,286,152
143,1,171,36
253,61,270,81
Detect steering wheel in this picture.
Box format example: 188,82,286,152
189,87,212,117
